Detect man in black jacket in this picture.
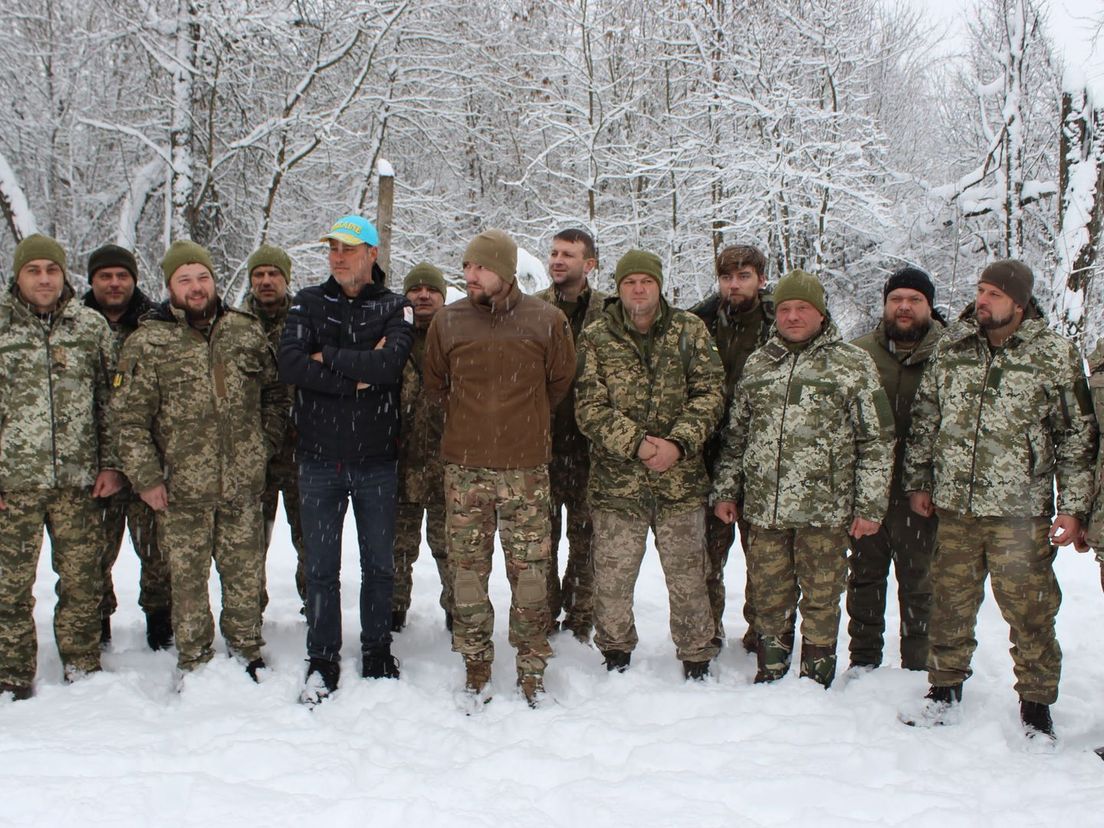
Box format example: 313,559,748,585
279,215,414,705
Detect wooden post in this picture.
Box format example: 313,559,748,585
376,159,395,288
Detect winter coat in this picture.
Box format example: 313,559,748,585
535,282,608,459
711,320,894,530
423,281,576,470
242,293,297,480
111,300,286,504
82,286,156,351
278,268,413,463
852,318,945,502
0,282,116,491
398,325,444,503
575,296,725,518
1082,340,1104,547
903,305,1096,520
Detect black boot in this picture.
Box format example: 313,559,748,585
390,610,407,633
100,616,112,647
246,658,266,682
300,657,340,706
1020,700,1055,739
146,609,174,651
898,684,963,728
683,660,710,681
603,650,631,673
444,611,453,633
362,646,400,680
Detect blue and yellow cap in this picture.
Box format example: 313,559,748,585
320,214,379,247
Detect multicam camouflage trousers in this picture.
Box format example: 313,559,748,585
157,499,266,671
927,511,1061,704
393,499,450,615
0,487,103,687
260,468,306,607
547,452,594,632
98,490,171,619
592,506,718,663
444,463,552,676
846,499,936,669
746,524,849,647
704,511,757,643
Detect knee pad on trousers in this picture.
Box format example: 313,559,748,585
453,568,487,606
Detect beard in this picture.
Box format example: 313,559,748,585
175,294,218,323
723,294,758,314
885,317,929,343
977,308,1015,331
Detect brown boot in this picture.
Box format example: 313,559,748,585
465,659,492,696
518,672,546,708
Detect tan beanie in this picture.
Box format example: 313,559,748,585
463,229,517,284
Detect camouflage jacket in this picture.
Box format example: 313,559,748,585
711,320,894,530
398,325,444,504
1083,341,1104,551
852,319,944,502
242,293,296,482
111,300,286,505
536,282,608,459
903,309,1096,520
575,296,725,518
0,282,116,491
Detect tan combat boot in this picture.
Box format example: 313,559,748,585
518,672,546,709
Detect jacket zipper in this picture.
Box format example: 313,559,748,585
43,322,59,486
772,352,799,525
966,344,996,513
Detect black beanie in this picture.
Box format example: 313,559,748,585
883,266,935,307
87,244,138,284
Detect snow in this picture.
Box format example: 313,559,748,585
0,150,37,238
2,505,1103,826
515,247,549,294
378,159,395,178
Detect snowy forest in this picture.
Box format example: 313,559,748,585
1,0,1102,343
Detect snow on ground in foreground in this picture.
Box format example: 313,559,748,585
2,503,1103,827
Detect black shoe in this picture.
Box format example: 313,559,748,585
362,647,400,680
245,658,266,682
711,635,725,651
391,610,407,633
100,616,112,646
146,609,174,651
300,657,340,706
683,660,710,681
898,683,963,728
444,612,453,633
1021,700,1055,738
0,682,32,701
603,650,631,673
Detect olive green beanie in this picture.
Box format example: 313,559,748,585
773,269,827,317
403,262,447,296
979,259,1033,308
463,229,517,284
161,240,215,284
246,244,291,283
614,249,663,288
13,233,67,279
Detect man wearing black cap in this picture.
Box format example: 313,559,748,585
83,244,172,650
846,267,944,673
900,260,1096,742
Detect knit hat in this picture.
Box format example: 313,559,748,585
403,262,447,296
883,266,934,307
13,233,66,278
463,229,517,284
160,240,214,284
773,269,827,317
614,249,663,288
979,259,1033,308
87,244,138,284
247,244,291,283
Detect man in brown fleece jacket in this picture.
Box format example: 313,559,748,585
424,228,575,708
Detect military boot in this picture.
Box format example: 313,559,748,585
754,633,793,683
1020,700,1055,741
362,646,400,680
518,672,546,708
602,650,631,673
465,659,492,695
390,610,406,633
299,657,340,707
740,627,758,654
99,615,112,647
799,639,837,688
897,683,963,728
0,682,33,701
146,608,174,651
683,660,710,681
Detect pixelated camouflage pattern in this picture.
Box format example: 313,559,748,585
0,488,105,687
689,290,774,404
745,524,849,648
711,321,894,529
444,463,552,676
575,298,725,519
98,491,171,616
111,303,286,504
926,512,1061,704
591,507,717,662
0,284,116,491
1081,340,1104,549
157,500,265,670
903,313,1096,520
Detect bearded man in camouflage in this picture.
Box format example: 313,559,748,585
899,260,1096,743
712,269,893,689
111,241,285,684
0,235,121,700
576,250,724,680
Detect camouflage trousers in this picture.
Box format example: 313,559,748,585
444,463,552,676
592,506,718,663
846,499,936,669
704,511,756,643
97,491,172,618
260,468,306,607
927,511,1060,704
0,488,103,687
547,452,594,632
746,524,849,647
393,499,450,615
157,499,266,671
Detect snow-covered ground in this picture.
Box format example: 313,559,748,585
2,503,1103,826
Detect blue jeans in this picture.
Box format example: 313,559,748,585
298,457,397,661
